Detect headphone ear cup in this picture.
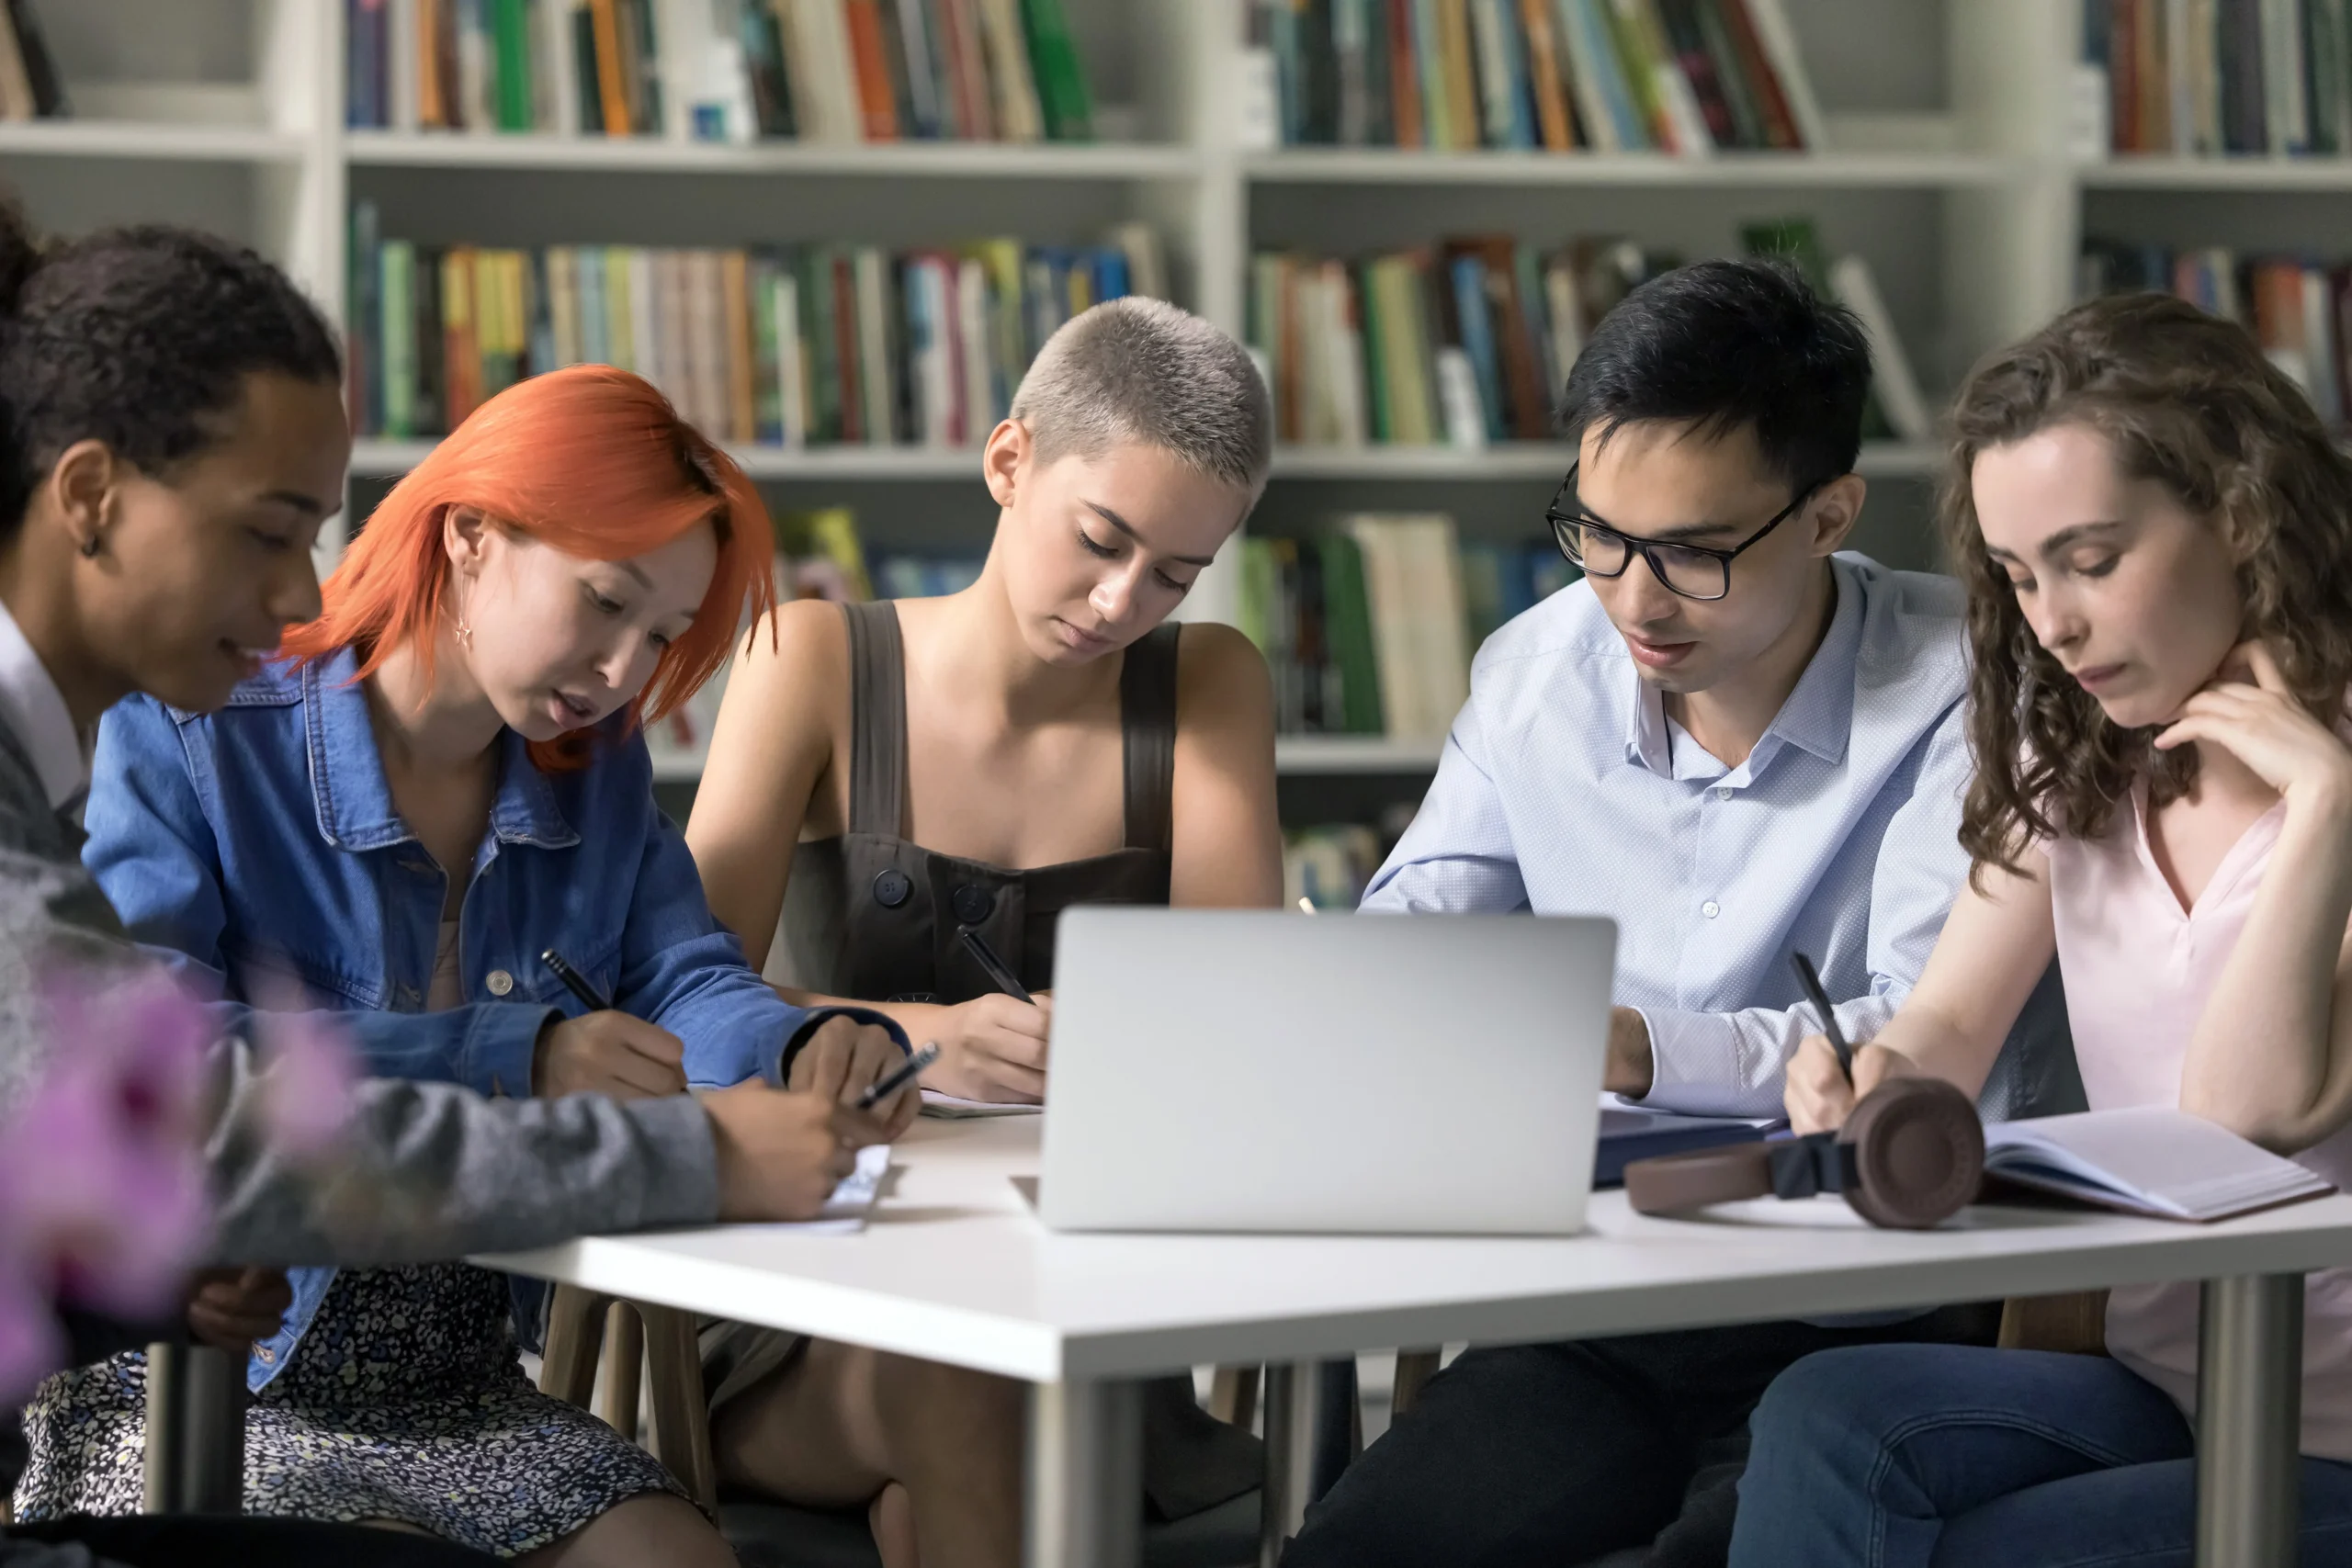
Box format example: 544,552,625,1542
1838,1077,1984,1229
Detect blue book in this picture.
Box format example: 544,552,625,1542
1566,0,1647,151
1093,247,1129,301
1449,254,1508,443
1593,1101,1778,1190
1489,0,1537,149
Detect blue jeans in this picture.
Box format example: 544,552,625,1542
1729,1344,2352,1567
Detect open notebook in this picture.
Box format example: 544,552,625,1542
1983,1107,2335,1221
737,1144,892,1235
921,1089,1043,1119
1596,1094,1780,1188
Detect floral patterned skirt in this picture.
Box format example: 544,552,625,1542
10,1261,683,1557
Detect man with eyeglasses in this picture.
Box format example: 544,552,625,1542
1283,259,2075,1568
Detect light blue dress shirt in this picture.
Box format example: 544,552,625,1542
1364,552,2074,1122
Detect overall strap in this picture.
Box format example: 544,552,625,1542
842,600,909,840
1119,624,1181,854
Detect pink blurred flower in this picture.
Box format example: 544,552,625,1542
252,1005,361,1157
0,963,214,1401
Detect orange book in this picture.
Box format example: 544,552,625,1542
843,0,902,141
589,0,630,135
1387,0,1422,149
417,0,446,126
1518,0,1574,151
441,248,481,427
722,250,756,445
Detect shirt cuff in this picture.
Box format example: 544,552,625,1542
1633,1006,1785,1119
770,1006,912,1088
467,1002,560,1099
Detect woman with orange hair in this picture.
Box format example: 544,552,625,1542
24,364,914,1565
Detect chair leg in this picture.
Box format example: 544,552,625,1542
639,1303,718,1510
1209,1365,1261,1430
1390,1349,1441,1419
598,1300,645,1442
539,1284,610,1408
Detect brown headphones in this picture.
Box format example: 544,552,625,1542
1624,1077,1985,1230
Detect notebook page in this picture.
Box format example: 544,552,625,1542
920,1089,1043,1119
1984,1108,2332,1221
737,1143,892,1235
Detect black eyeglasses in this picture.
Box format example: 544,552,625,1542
1544,462,1826,602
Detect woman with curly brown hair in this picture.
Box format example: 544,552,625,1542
1727,290,2352,1565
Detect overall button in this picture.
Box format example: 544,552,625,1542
951,884,996,927
872,868,912,908
1701,900,1721,919
486,969,514,997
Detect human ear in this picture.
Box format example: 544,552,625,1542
444,504,492,578
1806,474,1868,556
49,439,124,559
982,420,1030,508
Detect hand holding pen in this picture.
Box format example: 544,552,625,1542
1782,951,1910,1135
531,949,688,1100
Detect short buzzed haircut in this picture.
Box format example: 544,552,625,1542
1010,297,1273,494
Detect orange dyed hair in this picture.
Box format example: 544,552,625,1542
282,365,775,770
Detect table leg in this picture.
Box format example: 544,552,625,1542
1026,1377,1141,1568
2196,1273,2303,1568
1261,1359,1349,1567
141,1342,243,1515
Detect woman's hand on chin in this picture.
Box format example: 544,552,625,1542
2156,640,2352,818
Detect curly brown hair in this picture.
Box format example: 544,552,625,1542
1941,291,2352,878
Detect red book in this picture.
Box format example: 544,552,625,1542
1713,0,1800,150
1388,0,1423,148
843,0,903,140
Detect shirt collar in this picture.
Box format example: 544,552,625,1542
1620,557,1863,779
303,647,580,853
0,597,89,810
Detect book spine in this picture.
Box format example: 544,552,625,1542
845,0,903,138
493,0,535,128
723,249,757,444
1020,0,1092,141
382,240,417,439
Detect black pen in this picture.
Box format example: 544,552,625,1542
540,948,612,1013
856,1041,941,1111
1789,951,1852,1079
957,925,1034,1005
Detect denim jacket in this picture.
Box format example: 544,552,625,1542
83,649,897,1392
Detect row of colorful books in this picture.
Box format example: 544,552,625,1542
1258,0,1825,153
1238,516,1577,743
2089,0,2352,156
644,506,984,763
345,0,1093,143
345,204,1167,446
1251,220,1930,452
2081,240,2352,427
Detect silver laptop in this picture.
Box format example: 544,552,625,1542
1037,909,1616,1235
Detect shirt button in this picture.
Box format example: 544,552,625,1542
951,884,996,926
1713,785,1734,801
1702,900,1720,919
486,969,514,997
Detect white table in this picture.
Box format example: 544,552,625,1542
479,1117,2352,1568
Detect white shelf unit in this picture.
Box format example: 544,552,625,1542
16,0,2328,795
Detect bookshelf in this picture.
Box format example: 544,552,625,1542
0,0,2241,818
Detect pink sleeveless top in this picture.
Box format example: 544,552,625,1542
2048,779,2352,1461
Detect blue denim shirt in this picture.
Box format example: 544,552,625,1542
84,649,899,1391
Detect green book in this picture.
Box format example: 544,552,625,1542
1317,532,1385,735
800,247,842,446
492,0,535,130
1238,537,1280,658
1357,259,1392,444
380,240,416,440
1739,216,1828,292
1019,0,1093,141
1411,0,1450,152
1459,540,1507,651
751,254,782,446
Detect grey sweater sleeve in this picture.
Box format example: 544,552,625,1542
0,736,724,1269
201,1042,721,1266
